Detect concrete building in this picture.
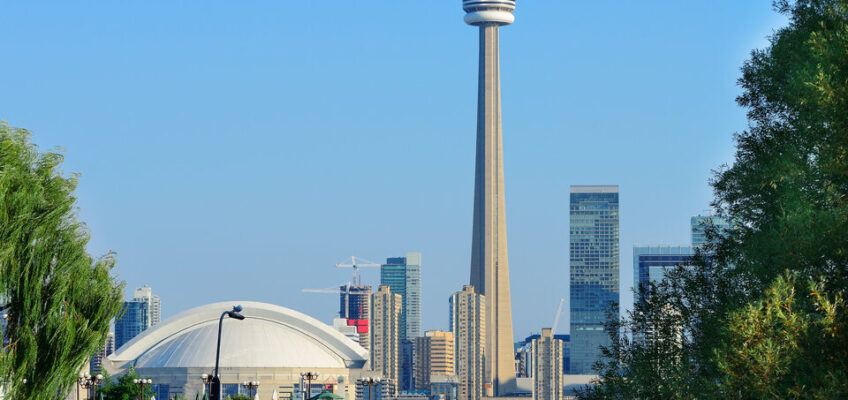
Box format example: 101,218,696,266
90,332,115,374
381,253,421,391
355,378,396,400
462,0,518,395
531,329,563,400
114,300,148,350
133,286,161,327
372,285,402,395
341,284,372,350
105,301,369,400
515,334,569,378
690,215,731,249
450,285,486,400
569,185,619,374
413,331,455,391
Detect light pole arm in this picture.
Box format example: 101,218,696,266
214,311,226,378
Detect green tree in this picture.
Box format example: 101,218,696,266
96,366,155,400
0,122,124,399
579,0,848,398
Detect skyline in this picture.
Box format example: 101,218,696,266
0,1,788,338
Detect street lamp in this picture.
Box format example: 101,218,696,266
78,372,104,399
211,305,245,400
300,371,319,400
132,378,152,400
242,380,260,398
357,377,381,400
201,373,214,398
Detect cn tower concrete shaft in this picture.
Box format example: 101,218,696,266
465,1,517,395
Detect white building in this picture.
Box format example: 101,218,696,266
132,286,161,327
106,301,369,399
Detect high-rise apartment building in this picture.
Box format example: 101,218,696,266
569,185,619,374
371,285,402,395
381,252,421,390
531,329,563,400
133,286,161,327
413,331,455,391
515,333,570,377
89,332,115,374
450,285,486,400
690,215,731,249
115,300,149,350
462,0,518,394
340,284,371,350
633,246,694,301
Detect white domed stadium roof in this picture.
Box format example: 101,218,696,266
108,301,368,370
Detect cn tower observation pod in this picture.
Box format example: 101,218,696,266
463,0,516,26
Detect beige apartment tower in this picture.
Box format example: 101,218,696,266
450,285,486,400
414,331,455,391
462,0,518,395
371,285,402,394
532,328,563,400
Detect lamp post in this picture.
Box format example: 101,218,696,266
211,305,245,400
300,371,319,400
242,381,260,398
132,378,152,400
357,377,381,400
78,372,104,399
201,373,214,398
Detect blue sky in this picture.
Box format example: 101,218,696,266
0,1,786,338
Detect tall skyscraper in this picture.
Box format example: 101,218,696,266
381,252,421,390
340,284,371,350
569,185,619,374
450,285,486,400
133,286,161,327
115,300,149,349
462,1,517,394
633,246,694,301
413,331,455,391
90,332,115,374
372,285,402,395
531,328,563,400
690,214,732,249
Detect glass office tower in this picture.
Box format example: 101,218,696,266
381,252,422,390
115,300,149,350
632,245,693,301
569,185,619,374
691,215,731,249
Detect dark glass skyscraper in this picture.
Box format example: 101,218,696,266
569,185,619,374
633,246,693,301
115,300,149,350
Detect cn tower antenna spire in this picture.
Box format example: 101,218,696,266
463,0,517,395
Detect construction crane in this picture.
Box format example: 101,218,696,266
551,298,565,334
335,256,381,285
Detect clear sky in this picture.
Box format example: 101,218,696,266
0,1,786,339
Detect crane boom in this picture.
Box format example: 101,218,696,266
552,298,565,334
335,256,381,284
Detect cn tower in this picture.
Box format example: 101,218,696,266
463,0,516,395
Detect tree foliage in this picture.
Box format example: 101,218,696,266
579,0,848,398
96,366,155,400
0,122,124,399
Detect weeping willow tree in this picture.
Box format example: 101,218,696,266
0,121,124,399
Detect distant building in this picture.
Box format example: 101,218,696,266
414,331,455,391
515,334,569,378
334,317,362,343
89,332,115,374
450,285,486,400
115,300,149,349
372,285,402,395
133,286,161,327
355,378,396,400
569,185,619,374
381,252,422,391
341,284,372,350
690,215,731,249
531,329,563,400
429,375,459,400
632,246,694,301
